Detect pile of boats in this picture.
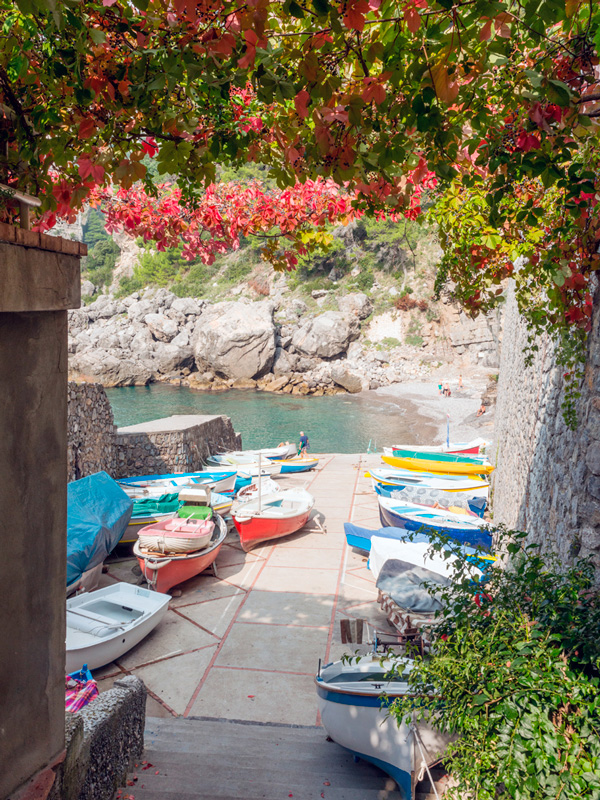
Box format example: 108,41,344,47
318,437,495,797
65,443,319,674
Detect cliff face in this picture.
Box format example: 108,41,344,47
493,281,600,576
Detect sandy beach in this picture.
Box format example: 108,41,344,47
374,376,496,448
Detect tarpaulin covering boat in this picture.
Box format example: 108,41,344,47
67,472,133,591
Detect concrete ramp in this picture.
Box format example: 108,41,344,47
129,716,407,799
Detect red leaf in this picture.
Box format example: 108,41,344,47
343,0,369,31
430,62,459,103
480,19,492,41
78,118,96,139
294,90,310,119
403,5,421,32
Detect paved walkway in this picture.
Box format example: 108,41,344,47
96,453,391,724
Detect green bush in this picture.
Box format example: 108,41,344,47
405,333,423,347
82,208,111,249
387,528,600,800
85,238,120,289
222,258,254,284
380,337,402,348
354,267,374,292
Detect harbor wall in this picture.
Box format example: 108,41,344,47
67,382,241,480
68,382,116,481
493,282,600,574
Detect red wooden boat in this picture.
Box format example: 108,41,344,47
133,515,227,593
233,488,314,551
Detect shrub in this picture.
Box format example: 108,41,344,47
354,267,374,292
405,333,424,347
84,238,120,289
387,528,600,800
248,275,270,296
380,337,402,348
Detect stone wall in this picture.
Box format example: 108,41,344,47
49,676,146,800
67,384,241,480
493,282,600,573
68,382,116,481
113,414,242,478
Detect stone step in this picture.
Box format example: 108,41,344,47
130,716,406,799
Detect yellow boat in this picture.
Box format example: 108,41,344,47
381,454,495,476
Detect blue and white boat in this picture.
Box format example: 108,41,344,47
315,655,451,798
374,482,487,517
369,467,489,497
272,457,319,474
378,496,492,550
119,469,237,495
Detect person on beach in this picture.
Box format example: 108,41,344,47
298,431,309,455
443,383,451,397
438,383,443,395
458,374,463,390
476,403,486,417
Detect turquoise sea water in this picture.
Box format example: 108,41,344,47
105,384,434,453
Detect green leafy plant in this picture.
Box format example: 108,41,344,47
388,529,600,800
84,238,120,290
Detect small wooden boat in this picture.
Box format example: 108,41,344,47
119,469,238,496
176,486,233,517
65,583,170,672
206,453,282,477
120,494,181,545
385,438,487,456
134,514,227,593
138,516,215,554
272,456,319,474
236,477,281,503
369,467,489,497
233,488,314,551
225,444,297,460
316,656,451,797
373,483,487,517
383,451,494,476
378,496,492,550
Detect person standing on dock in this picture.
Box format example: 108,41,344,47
299,431,309,455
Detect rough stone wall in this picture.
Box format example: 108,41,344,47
113,416,242,478
49,676,146,800
68,382,116,481
493,282,600,573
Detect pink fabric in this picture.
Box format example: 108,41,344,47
65,677,99,712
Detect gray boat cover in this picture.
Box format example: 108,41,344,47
375,558,450,615
67,472,133,587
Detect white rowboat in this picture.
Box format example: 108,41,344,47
65,583,170,672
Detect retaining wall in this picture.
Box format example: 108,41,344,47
68,382,116,481
67,383,241,480
113,414,242,478
493,283,600,573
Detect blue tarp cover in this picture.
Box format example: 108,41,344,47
67,472,133,587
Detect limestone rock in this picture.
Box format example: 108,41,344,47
171,297,204,316
144,312,179,342
232,377,257,389
265,375,290,392
81,279,95,298
338,292,373,320
193,300,276,380
330,366,363,393
311,289,329,299
70,350,153,387
292,311,360,358
272,347,298,376
153,342,194,374
127,299,155,322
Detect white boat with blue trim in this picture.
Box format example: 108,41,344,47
315,655,450,798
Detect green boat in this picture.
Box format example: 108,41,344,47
391,448,489,465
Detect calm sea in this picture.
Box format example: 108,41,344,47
105,384,435,454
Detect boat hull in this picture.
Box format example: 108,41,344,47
370,468,489,497
316,681,413,798
378,501,492,550
120,511,176,545
382,455,494,476
65,585,170,672
134,518,227,592
275,457,319,474
234,509,312,551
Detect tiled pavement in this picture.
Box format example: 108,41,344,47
95,453,394,726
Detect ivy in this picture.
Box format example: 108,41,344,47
387,528,600,799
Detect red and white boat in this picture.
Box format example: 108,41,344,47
233,488,315,552
133,515,227,593
385,437,488,457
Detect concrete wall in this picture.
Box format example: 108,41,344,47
68,382,116,482
493,282,600,573
0,228,82,798
113,414,242,478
